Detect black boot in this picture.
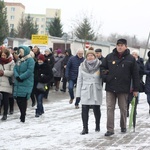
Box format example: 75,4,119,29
80,128,88,135
1,115,7,121
35,109,40,117
20,115,25,123
93,105,101,132
80,105,89,135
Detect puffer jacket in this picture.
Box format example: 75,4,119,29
13,46,35,100
0,58,15,94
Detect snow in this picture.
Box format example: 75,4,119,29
0,90,150,150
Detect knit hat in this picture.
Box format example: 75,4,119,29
117,39,127,45
45,48,51,53
95,48,102,52
38,54,45,62
131,49,139,56
86,50,96,58
147,51,150,58
56,49,62,54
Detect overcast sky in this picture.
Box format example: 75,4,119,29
5,0,150,40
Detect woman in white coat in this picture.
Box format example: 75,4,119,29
76,50,103,135
0,49,15,120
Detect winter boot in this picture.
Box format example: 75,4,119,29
80,127,88,135
35,109,40,117
20,115,25,123
80,105,89,135
1,115,7,121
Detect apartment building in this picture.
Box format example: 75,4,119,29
24,8,61,35
5,2,61,35
5,2,25,31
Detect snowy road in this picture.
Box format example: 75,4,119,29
0,91,150,150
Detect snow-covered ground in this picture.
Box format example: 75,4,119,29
0,91,150,150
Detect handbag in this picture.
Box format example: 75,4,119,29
139,80,145,93
36,82,48,92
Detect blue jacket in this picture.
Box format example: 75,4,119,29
13,46,35,100
65,55,84,80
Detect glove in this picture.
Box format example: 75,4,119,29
0,70,4,76
16,77,23,82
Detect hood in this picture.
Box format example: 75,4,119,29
65,49,72,56
19,46,30,57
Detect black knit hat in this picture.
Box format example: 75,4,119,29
117,39,127,45
95,48,102,52
147,51,150,58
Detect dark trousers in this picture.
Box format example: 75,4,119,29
9,96,14,112
16,97,27,122
31,87,36,105
82,105,101,130
1,92,9,116
62,77,67,90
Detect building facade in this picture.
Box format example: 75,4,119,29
5,2,25,31
5,2,61,35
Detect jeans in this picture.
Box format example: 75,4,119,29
36,93,44,115
68,79,77,99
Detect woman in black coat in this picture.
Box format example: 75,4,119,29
34,54,53,117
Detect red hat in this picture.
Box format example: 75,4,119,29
38,54,45,62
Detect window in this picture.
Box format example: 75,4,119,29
42,18,45,21
36,18,39,22
10,24,14,29
41,25,44,28
11,7,15,12
41,31,44,34
10,16,15,20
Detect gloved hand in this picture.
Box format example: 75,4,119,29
16,77,23,82
0,70,4,76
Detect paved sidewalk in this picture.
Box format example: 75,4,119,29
0,90,150,150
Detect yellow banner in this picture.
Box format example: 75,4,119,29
31,35,48,45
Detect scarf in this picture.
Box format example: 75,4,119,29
0,57,12,65
81,58,101,74
16,54,32,66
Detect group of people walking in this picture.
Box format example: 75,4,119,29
0,38,150,137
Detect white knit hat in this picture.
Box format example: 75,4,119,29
131,49,139,56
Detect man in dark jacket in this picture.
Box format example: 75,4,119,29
65,49,84,108
101,39,140,136
95,48,104,62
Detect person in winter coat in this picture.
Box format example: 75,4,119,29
44,48,55,98
144,51,150,114
30,46,40,107
101,39,140,136
0,49,15,120
65,49,84,108
76,50,102,135
127,49,144,117
60,48,73,92
13,46,35,123
53,49,65,91
34,54,53,117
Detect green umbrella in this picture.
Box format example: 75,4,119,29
129,96,137,132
